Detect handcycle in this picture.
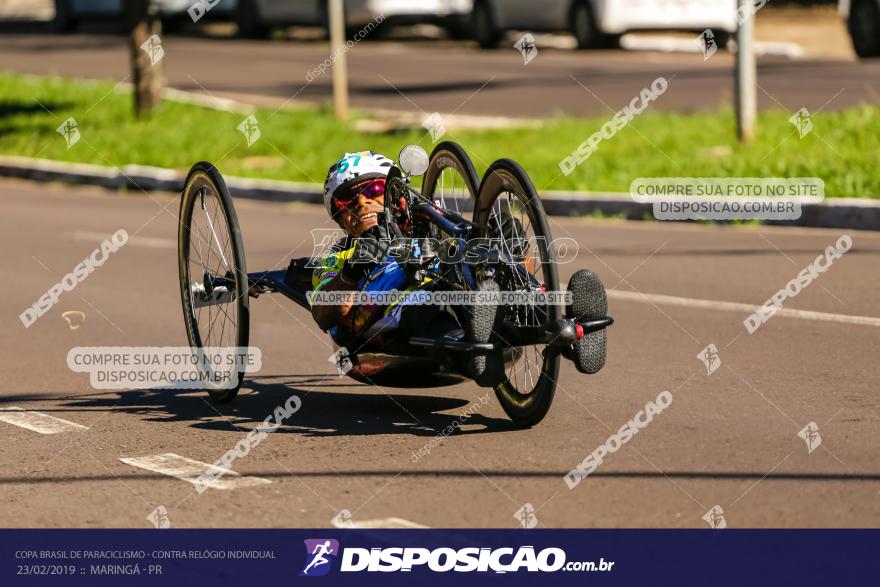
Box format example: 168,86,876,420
177,142,613,427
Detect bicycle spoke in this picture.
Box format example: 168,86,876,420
486,180,551,396
203,189,231,271
182,176,243,392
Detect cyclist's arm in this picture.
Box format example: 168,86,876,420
311,273,357,331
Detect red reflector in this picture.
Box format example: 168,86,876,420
539,284,546,293
575,323,584,339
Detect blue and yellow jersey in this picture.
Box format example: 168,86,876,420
308,245,429,343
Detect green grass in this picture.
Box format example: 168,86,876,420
1,72,878,197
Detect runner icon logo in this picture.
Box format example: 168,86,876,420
513,33,538,65
139,33,165,66
330,347,353,377
789,108,813,139
697,344,721,376
694,29,717,60
331,509,354,528
798,422,822,453
56,117,80,149
301,539,340,577
702,505,727,529
146,505,172,529
513,503,538,528
422,112,447,142
237,114,261,146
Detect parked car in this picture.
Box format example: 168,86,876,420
840,0,880,57
237,0,473,39
470,0,737,49
52,0,472,39
52,0,236,32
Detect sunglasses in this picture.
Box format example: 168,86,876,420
332,178,386,212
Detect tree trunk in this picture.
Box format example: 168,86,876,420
126,0,165,117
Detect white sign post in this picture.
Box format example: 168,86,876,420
735,0,756,142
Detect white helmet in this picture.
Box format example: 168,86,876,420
322,150,394,216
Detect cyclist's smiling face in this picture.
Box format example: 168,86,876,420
334,180,385,237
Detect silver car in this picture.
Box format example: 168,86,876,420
470,0,738,49
52,0,471,38
236,0,472,39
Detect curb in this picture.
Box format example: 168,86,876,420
539,190,880,231
1,155,878,231
0,155,322,204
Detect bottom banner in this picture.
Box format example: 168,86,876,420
2,529,876,585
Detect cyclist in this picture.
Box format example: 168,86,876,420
309,151,458,348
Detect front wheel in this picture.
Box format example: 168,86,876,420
474,159,560,427
178,162,250,402
567,269,607,374
422,141,480,217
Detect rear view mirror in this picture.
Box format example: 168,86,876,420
398,144,429,177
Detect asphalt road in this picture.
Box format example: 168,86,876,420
1,178,878,528
0,32,878,117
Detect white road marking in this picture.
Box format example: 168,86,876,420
531,32,803,58
607,289,880,328
119,453,271,491
70,231,175,249
347,518,429,529
0,408,88,434
620,35,803,58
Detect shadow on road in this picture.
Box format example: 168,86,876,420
576,247,880,258
39,373,517,438
3,469,880,485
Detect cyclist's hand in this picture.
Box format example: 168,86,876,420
341,226,390,281
352,226,390,264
